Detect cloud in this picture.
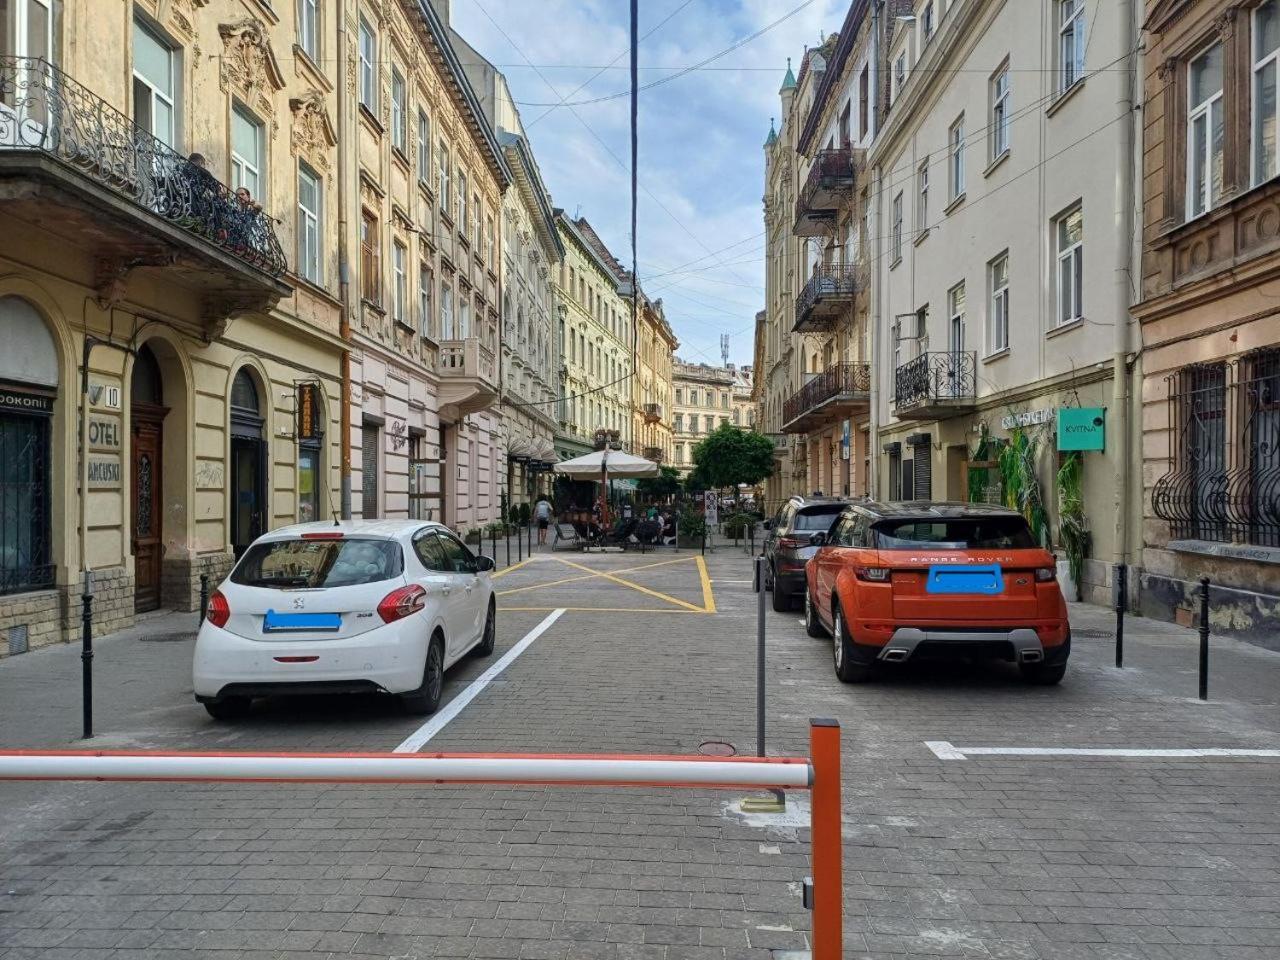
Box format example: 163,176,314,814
449,0,845,367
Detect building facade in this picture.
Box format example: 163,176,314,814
869,0,1142,605
453,33,564,512
347,0,509,537
633,294,679,466
671,360,739,475
1136,0,1280,641
0,0,347,652
552,213,632,461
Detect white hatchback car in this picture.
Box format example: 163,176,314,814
193,520,496,720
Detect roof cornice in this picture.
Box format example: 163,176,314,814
797,0,871,156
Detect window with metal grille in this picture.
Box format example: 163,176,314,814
361,423,379,520
0,408,53,596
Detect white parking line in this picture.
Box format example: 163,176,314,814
394,609,566,753
926,741,1280,761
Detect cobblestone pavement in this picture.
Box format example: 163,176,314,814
0,541,1278,959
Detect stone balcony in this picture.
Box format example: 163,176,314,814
438,337,498,420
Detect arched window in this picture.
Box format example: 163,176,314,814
131,344,163,407
231,368,260,416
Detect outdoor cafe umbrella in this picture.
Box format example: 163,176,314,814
553,448,659,528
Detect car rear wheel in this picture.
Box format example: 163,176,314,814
833,604,873,684
473,601,496,657
204,696,252,721
402,635,445,715
771,571,791,612
1019,661,1066,685
804,588,828,638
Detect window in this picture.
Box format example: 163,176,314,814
419,263,434,339
5,0,54,64
358,17,376,112
417,111,431,184
297,0,319,61
689,389,698,406
485,214,495,264
438,145,451,214
392,241,407,322
1054,205,1083,326
988,253,1009,354
991,64,1010,160
458,294,471,339
916,159,929,233
921,1,934,40
893,54,906,101
297,163,321,284
948,115,965,202
231,104,264,199
674,413,683,432
1256,2,1280,184
1058,0,1085,93
675,387,683,404
859,66,870,139
948,282,966,359
440,282,454,339
891,192,903,262
390,68,407,154
675,443,684,464
704,415,714,433
360,209,380,304
473,193,482,249
457,171,468,235
1188,43,1224,218
132,20,176,147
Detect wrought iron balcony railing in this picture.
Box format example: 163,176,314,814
893,351,978,408
643,402,663,423
0,57,286,277
797,149,855,210
642,446,664,463
783,361,871,426
794,264,861,332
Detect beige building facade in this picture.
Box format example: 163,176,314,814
633,294,678,466
671,360,738,476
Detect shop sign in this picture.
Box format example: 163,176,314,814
1058,407,1106,451
0,387,54,415
89,382,120,410
1001,408,1054,430
87,454,122,489
296,383,322,441
88,415,121,451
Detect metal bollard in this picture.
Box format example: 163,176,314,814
506,525,511,567
491,526,497,562
701,523,706,556
756,556,766,757
1199,577,1210,701
80,570,93,740
1114,563,1126,669
199,573,210,626
527,522,532,557
517,524,523,562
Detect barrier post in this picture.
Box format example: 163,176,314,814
80,570,93,740
810,718,842,960
757,555,766,756
517,524,523,562
491,526,497,562
1114,563,1126,669
1199,577,1210,701
527,522,532,557
506,525,511,567
198,573,209,626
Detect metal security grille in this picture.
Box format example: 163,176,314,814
0,413,53,596
911,439,932,500
361,424,379,520
1153,348,1280,547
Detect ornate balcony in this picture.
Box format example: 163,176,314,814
438,337,499,420
794,264,861,333
893,352,978,419
643,402,663,424
0,57,289,321
781,362,871,434
642,446,664,463
793,148,858,237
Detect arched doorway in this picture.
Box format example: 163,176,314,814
130,344,168,612
229,368,266,557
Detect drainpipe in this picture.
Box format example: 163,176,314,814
1112,0,1137,586
867,0,884,501
337,3,352,519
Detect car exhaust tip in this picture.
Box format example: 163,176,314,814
1019,650,1043,663
881,648,909,663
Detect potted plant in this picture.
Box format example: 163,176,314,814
677,511,706,548
1055,453,1090,602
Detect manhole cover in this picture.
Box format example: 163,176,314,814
699,740,736,757
137,633,192,643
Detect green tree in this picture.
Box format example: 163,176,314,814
682,461,712,494
638,465,682,499
691,424,774,492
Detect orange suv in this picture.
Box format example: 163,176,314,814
804,502,1070,685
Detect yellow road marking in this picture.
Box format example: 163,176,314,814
491,558,533,580
696,556,716,614
497,571,599,597
553,557,707,613
496,555,698,597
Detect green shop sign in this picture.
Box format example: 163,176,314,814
1057,407,1105,451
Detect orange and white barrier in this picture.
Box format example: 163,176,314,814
0,719,843,958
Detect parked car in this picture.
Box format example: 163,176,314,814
762,495,850,611
803,502,1069,685
193,520,496,720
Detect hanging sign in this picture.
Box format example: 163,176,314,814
1057,407,1106,451
0,387,53,415
840,419,851,460
296,383,322,441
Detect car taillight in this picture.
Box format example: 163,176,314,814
1035,567,1056,582
378,584,427,623
856,567,891,582
207,589,230,628
779,536,808,549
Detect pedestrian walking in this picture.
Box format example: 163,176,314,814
534,496,552,545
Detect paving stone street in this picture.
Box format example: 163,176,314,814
1,542,1278,960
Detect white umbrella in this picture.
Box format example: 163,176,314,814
553,449,659,530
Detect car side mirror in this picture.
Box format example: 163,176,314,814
762,519,773,530
475,556,496,572
809,532,826,547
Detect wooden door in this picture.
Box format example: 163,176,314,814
131,416,163,612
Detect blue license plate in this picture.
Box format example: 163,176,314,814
263,610,342,632
925,564,1004,595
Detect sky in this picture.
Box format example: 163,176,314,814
447,0,848,369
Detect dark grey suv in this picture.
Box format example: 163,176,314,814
762,496,849,611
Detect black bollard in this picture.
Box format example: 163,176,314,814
80,572,93,740
1199,577,1210,701
492,526,497,563
517,523,523,562
527,521,532,557
506,524,511,567
701,522,706,556
1114,563,1126,669
199,573,210,626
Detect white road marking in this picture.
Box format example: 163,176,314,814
394,609,566,753
926,740,1280,761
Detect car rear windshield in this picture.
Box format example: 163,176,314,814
792,506,845,531
231,538,404,589
872,517,1036,550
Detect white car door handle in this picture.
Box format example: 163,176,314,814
441,586,452,596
